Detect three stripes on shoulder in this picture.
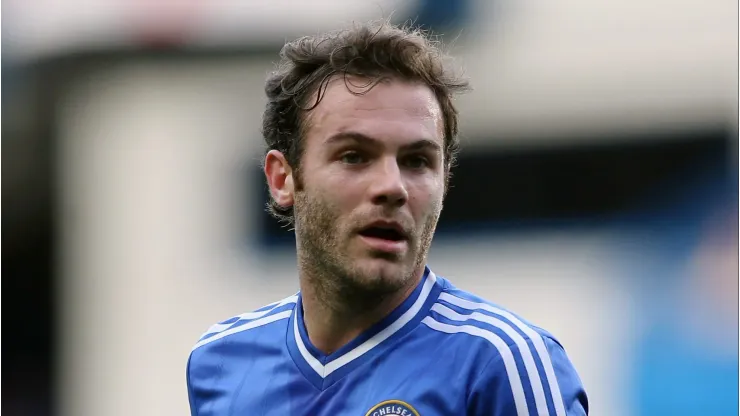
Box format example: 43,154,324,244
192,295,297,351
423,292,567,416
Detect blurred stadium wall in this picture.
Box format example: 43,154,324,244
2,1,737,415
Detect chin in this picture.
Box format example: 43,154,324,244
350,258,415,290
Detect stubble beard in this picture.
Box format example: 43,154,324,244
293,188,441,315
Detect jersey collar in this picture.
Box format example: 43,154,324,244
287,266,442,390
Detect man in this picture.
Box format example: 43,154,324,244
187,20,589,416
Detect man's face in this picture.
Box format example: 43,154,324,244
293,77,446,296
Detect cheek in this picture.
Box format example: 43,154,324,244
304,175,363,219
323,173,367,207
408,179,444,211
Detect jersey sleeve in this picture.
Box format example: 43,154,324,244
186,352,199,416
467,335,589,416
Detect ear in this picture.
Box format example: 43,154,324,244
264,150,295,209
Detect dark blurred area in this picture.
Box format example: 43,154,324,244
3,59,57,416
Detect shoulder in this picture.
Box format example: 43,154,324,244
424,278,563,356
426,277,588,415
190,293,297,354
186,294,299,414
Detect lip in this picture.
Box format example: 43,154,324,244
358,234,408,254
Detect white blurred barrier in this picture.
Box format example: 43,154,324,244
7,0,737,144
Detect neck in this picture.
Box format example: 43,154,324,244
298,266,424,355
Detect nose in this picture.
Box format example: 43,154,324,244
369,157,408,208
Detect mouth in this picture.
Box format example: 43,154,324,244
357,221,409,254
358,221,408,241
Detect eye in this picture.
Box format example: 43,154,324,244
340,151,367,165
402,155,430,169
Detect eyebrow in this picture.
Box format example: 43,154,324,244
324,131,442,153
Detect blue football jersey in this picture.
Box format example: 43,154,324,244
187,267,589,415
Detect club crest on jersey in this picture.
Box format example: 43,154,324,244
365,400,420,416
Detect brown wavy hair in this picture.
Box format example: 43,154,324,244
262,19,470,224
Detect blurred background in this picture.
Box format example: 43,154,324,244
2,0,738,415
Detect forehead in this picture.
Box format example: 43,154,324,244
305,76,444,145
